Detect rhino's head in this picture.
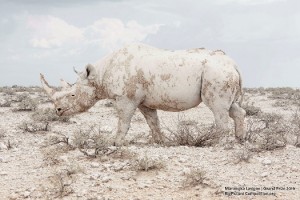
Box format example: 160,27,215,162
40,64,100,116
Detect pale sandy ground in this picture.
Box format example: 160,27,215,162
0,89,299,200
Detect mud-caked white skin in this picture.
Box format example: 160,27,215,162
40,43,246,146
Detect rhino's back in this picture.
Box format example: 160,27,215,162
103,44,238,111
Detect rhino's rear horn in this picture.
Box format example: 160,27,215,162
60,79,71,89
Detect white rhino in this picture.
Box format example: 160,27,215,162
40,43,246,146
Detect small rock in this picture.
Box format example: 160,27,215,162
102,125,113,132
23,191,31,198
156,185,165,189
261,172,269,177
0,171,8,176
108,146,118,151
103,163,112,169
77,189,87,197
291,166,298,172
91,162,100,168
102,176,111,183
178,157,187,163
181,167,191,175
137,183,148,189
89,173,101,180
9,193,18,200
262,159,272,165
0,142,7,150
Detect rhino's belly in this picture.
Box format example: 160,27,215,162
142,88,201,112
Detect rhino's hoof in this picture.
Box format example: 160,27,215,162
113,140,124,147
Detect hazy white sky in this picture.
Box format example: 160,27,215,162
0,0,299,87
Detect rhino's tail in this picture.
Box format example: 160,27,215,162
235,67,244,107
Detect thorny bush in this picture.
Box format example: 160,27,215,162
246,112,288,151
164,115,221,147
72,125,114,158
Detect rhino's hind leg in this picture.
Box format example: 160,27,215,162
138,105,163,143
114,97,138,146
202,91,231,139
211,107,230,135
229,102,246,142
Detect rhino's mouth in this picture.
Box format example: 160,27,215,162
59,108,71,116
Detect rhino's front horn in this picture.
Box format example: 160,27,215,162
40,73,56,97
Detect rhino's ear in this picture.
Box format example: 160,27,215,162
85,64,96,80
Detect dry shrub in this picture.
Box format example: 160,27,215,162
0,98,11,107
48,171,73,198
4,140,13,150
242,102,262,116
65,162,84,176
246,112,287,151
233,146,252,164
0,128,5,139
72,125,114,158
19,122,50,132
42,133,75,165
2,88,16,96
11,85,29,92
43,132,72,147
109,147,137,160
164,115,220,147
272,100,289,107
244,87,266,95
267,87,300,106
12,93,28,102
266,87,297,99
13,95,38,111
290,110,300,147
31,108,69,122
132,153,164,171
41,146,64,165
183,168,207,187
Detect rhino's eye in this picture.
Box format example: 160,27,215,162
71,94,75,97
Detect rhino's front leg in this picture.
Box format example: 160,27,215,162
114,97,138,146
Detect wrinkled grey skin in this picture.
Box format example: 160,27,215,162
40,44,246,146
